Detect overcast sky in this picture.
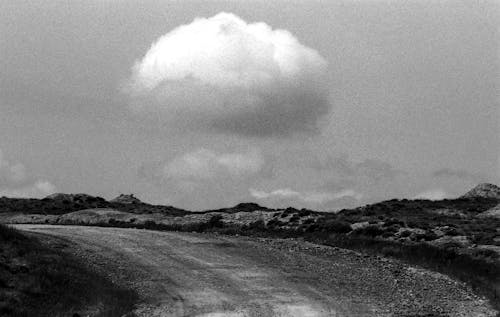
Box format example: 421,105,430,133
1,0,498,210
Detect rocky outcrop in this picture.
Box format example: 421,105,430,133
110,194,142,204
461,183,500,199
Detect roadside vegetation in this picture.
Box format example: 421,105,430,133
0,223,137,317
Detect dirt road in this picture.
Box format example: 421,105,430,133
14,225,496,317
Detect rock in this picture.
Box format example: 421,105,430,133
431,235,472,247
110,194,142,204
477,204,500,219
351,221,370,230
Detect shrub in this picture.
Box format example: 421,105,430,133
207,215,224,228
267,218,282,228
303,218,315,225
355,225,384,237
321,220,352,234
144,220,157,230
400,230,411,238
246,219,266,231
381,246,401,257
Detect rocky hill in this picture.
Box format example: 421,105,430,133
0,193,186,216
461,183,500,199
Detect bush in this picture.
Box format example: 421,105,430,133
207,215,224,228
400,230,411,238
144,220,157,230
354,225,384,237
267,218,282,228
303,218,315,225
321,220,352,234
246,219,266,231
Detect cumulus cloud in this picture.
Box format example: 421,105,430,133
250,187,362,209
0,149,56,198
413,189,448,200
126,12,329,136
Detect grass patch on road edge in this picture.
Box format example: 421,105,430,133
0,223,138,317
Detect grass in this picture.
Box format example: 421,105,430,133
0,224,138,317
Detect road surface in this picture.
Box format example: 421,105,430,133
14,225,496,317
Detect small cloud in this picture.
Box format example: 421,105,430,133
0,150,28,186
0,180,57,198
0,149,56,198
163,148,265,181
125,12,330,137
413,189,448,200
432,168,485,183
312,154,402,183
250,187,362,209
250,188,301,200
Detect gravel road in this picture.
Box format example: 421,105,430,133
14,225,496,317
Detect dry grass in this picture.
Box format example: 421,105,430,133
0,224,138,317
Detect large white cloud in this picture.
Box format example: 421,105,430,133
127,12,329,136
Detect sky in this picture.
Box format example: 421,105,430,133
0,0,498,211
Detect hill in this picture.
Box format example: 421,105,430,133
0,194,187,216
461,183,500,199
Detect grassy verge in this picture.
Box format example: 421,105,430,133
0,223,138,317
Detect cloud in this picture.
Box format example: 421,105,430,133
312,154,402,183
0,181,57,198
126,12,329,137
163,148,265,181
413,189,448,200
432,168,485,183
0,151,28,186
0,149,56,198
138,148,270,209
250,187,362,209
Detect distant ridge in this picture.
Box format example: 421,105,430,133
110,194,142,204
461,183,500,199
44,193,106,203
200,202,271,213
